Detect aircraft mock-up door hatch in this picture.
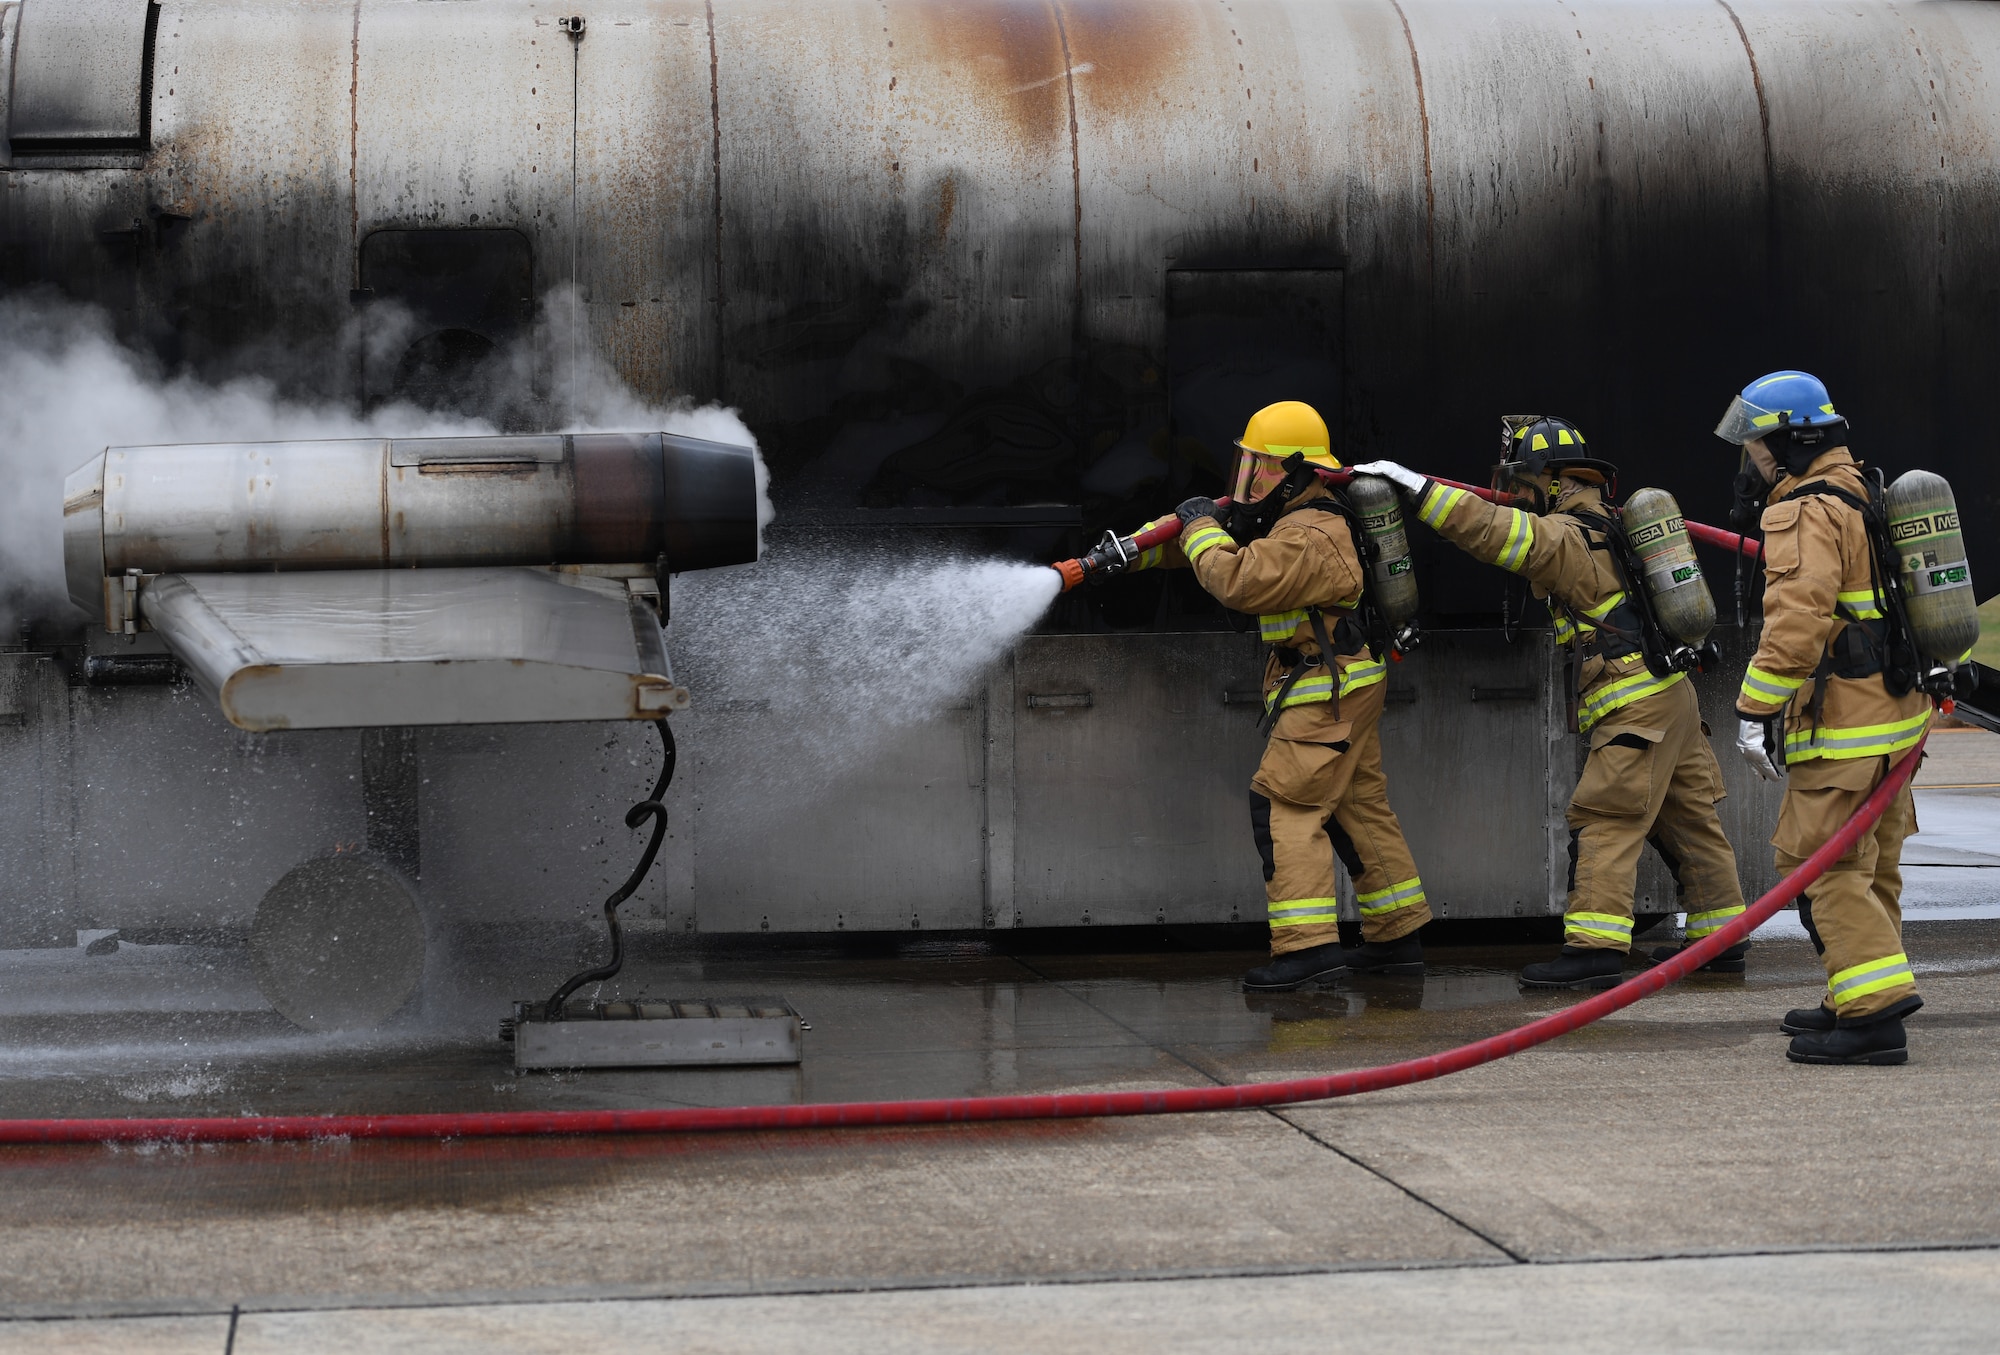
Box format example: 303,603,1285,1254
357,229,537,413
1166,269,1344,479
6,0,158,157
62,431,762,731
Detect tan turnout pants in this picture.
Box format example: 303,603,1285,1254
1564,679,1744,952
1249,681,1432,955
1774,753,1920,1021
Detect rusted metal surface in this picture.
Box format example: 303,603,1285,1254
9,0,1998,570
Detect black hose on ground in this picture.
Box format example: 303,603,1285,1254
544,718,677,1019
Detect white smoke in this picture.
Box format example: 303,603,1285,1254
0,288,769,626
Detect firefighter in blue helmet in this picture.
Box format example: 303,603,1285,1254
1718,371,1928,1064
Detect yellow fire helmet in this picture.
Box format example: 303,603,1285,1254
1232,401,1338,500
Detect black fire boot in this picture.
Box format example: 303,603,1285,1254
1779,1003,1836,1036
1338,933,1425,976
1520,946,1625,990
1243,942,1349,993
1786,996,1924,1065
1648,939,1751,974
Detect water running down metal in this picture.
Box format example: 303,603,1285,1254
0,734,1926,1144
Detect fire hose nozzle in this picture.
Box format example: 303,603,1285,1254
1053,557,1088,592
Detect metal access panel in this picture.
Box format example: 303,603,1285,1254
1009,633,1266,927
1372,631,1572,919
7,0,153,149
1167,270,1343,473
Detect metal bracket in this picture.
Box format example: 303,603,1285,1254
102,569,155,635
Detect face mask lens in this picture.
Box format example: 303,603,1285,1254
1230,445,1257,501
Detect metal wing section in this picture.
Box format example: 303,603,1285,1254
140,567,686,731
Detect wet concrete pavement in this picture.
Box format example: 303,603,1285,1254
0,740,1994,1351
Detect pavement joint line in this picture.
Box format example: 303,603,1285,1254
7,1241,2000,1326
1006,956,1526,1264
1264,1107,1528,1264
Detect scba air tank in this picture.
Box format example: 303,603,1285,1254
1622,488,1716,647
1346,473,1420,627
1886,469,1980,664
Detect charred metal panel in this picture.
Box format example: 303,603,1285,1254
8,0,154,150
139,1,353,378
0,4,18,161
713,0,1079,507
351,2,573,415
572,1,717,406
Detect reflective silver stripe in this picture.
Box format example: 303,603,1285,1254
1339,660,1387,696
1269,899,1340,919
1356,879,1425,915
1419,484,1469,528
1684,906,1745,936
1492,510,1534,572
1829,953,1914,1004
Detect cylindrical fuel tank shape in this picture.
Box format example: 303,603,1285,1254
1885,470,1979,664
1345,474,1419,628
62,432,761,616
1622,488,1715,648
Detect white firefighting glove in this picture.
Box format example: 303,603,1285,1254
1737,716,1784,782
1349,461,1428,497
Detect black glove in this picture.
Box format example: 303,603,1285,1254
1176,496,1222,528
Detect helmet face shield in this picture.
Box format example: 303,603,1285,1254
1714,393,1777,446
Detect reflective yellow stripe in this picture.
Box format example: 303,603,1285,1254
1836,588,1884,620
1356,877,1425,916
1783,709,1930,763
1565,911,1633,942
1552,613,1594,646
1740,665,1807,706
1265,675,1336,712
1684,905,1746,938
1133,544,1164,570
1578,668,1684,733
1269,897,1341,927
1828,952,1915,1006
1418,483,1469,529
1182,523,1233,562
1580,590,1627,622
1492,509,1535,573
1339,659,1387,696
1259,609,1309,642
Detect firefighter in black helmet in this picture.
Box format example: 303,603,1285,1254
1354,418,1746,989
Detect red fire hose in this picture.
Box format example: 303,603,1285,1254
0,735,1924,1144
1055,470,1760,591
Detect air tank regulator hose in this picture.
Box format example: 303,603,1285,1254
0,732,1925,1144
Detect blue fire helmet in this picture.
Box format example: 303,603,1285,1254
1714,371,1841,445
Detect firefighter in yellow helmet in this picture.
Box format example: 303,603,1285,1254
1718,371,1927,1065
1353,419,1745,989
1122,401,1433,989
